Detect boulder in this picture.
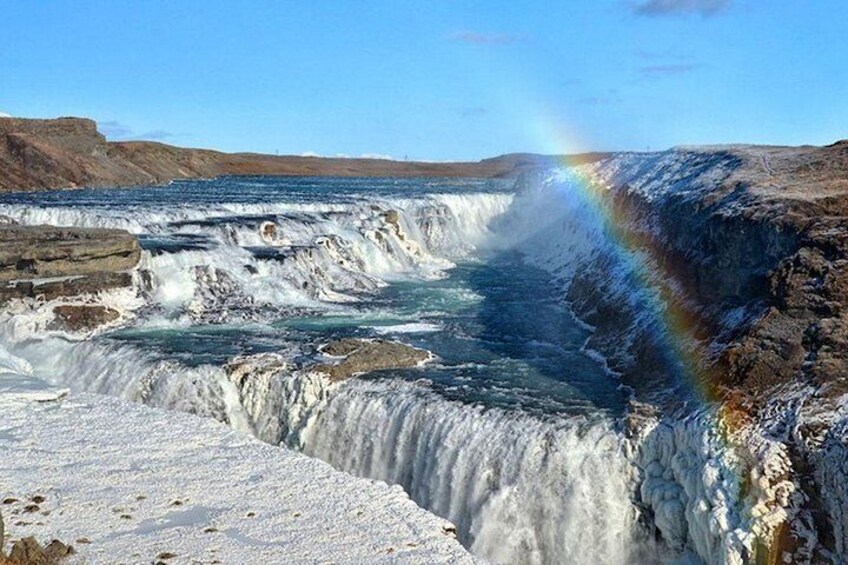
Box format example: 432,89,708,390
313,339,431,381
5,536,74,564
383,210,401,228
51,305,120,332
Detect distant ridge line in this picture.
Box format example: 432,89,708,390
0,116,608,192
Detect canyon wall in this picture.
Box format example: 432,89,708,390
509,142,848,561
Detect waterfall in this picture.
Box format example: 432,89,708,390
279,377,663,565
3,168,837,564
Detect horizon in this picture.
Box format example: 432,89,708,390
3,113,845,162
1,1,846,160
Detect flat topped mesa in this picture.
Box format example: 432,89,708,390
0,116,99,136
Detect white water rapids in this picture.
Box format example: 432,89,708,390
0,169,833,564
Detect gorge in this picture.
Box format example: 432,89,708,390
1,117,847,564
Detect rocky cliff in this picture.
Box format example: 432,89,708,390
0,116,605,191
0,223,140,304
566,142,848,402
516,141,848,561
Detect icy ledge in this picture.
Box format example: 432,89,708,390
0,388,479,564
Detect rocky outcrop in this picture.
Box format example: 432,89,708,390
555,142,848,402
0,116,608,191
0,508,74,564
6,537,74,564
312,338,432,381
50,305,121,332
544,143,848,562
0,225,140,303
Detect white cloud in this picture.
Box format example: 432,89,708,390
0,111,12,118
300,151,395,160
450,31,527,45
98,120,177,141
359,153,395,161
631,0,730,17
98,120,133,138
639,63,700,77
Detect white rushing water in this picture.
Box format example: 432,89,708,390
264,375,658,564
2,167,840,564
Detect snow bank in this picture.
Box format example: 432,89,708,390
0,387,479,564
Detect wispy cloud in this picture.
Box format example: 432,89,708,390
631,0,730,17
459,106,488,118
578,90,622,106
450,31,526,45
98,120,133,139
300,151,395,161
137,129,176,141
0,111,11,118
578,96,614,106
636,49,694,62
639,63,699,78
98,120,179,141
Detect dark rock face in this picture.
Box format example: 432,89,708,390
0,272,133,304
561,143,848,402
51,304,121,332
557,145,848,560
0,225,140,303
313,339,431,381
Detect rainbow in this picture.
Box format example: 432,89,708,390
529,119,736,399
534,127,786,562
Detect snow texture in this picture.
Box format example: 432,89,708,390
0,356,478,564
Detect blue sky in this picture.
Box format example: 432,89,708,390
1,0,846,160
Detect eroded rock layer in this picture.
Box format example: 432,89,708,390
0,224,140,303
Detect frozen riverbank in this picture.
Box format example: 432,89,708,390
0,372,477,564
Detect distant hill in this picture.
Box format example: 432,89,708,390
0,116,607,191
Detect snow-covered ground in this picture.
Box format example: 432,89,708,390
0,374,478,564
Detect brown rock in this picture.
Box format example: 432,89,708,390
42,541,73,562
383,210,400,228
8,537,45,564
0,272,133,304
3,535,74,564
261,222,277,240
313,339,431,381
320,338,365,357
0,225,140,282
51,305,120,332
0,225,139,304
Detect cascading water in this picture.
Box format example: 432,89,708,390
277,378,659,565
0,170,799,564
